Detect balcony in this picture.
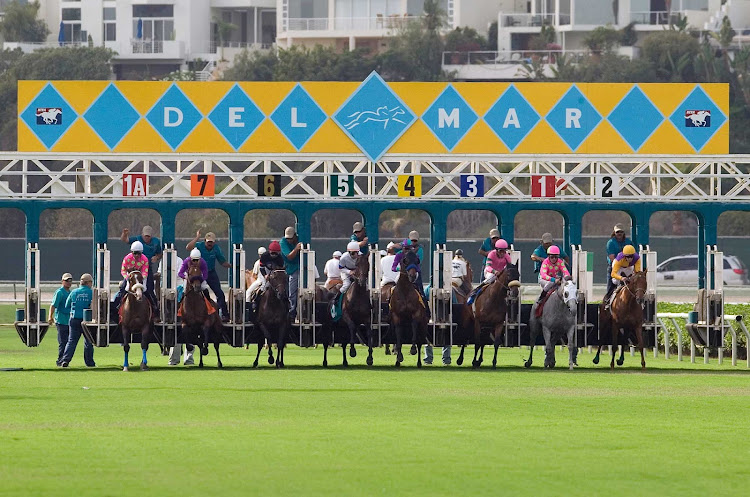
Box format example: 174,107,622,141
500,13,570,27
629,10,684,25
2,41,85,53
285,15,422,33
117,40,186,60
286,17,330,31
442,50,589,80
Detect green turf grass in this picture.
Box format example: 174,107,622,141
1,327,749,497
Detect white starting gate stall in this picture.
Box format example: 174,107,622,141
82,243,111,347
157,244,180,347
15,243,49,346
639,245,660,351
504,245,523,346
226,244,248,347
368,244,387,346
570,245,594,346
297,244,321,347
686,245,725,362
430,245,454,347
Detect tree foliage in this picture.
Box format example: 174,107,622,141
0,1,49,42
641,31,701,82
444,27,487,52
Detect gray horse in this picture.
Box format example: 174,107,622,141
525,280,579,370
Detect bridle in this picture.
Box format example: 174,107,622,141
268,269,288,302
623,272,647,307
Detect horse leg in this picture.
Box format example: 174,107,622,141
636,325,646,370
365,326,374,367
413,321,422,368
276,323,286,369
344,316,357,358
214,341,223,369
472,320,482,368
253,340,262,368
259,323,274,365
140,324,150,371
199,345,204,368
616,331,626,366
568,325,578,370
610,326,618,370
457,345,465,366
385,343,391,355
395,323,403,367
492,326,503,369
123,331,130,372
525,323,538,368
342,331,348,367
593,344,602,364
543,327,555,369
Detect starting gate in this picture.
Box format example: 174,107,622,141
15,243,49,346
504,245,523,345
297,244,321,347
687,245,725,361
430,245,454,346
639,245,660,351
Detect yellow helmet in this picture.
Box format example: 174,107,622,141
623,245,636,255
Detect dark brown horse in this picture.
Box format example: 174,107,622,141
180,264,224,368
461,263,521,369
337,255,374,366
120,270,154,371
254,269,290,368
452,259,474,305
593,270,648,370
389,250,429,367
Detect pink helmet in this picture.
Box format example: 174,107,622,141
547,245,560,255
494,239,509,249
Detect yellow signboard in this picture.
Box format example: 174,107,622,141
18,74,729,156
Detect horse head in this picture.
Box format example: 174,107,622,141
127,271,145,301
561,279,578,314
503,262,522,299
267,269,288,302
401,251,420,283
352,254,369,287
187,264,203,293
628,270,648,306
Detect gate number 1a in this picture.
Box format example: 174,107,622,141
122,174,147,197
531,175,555,198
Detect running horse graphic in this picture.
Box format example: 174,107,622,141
35,108,62,125
344,106,407,130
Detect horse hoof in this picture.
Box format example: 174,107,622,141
569,366,574,370
268,356,274,365
397,352,404,362
395,361,400,368
140,362,149,371
252,361,258,368
217,362,223,369
417,362,422,369
323,361,328,368
524,361,532,368
350,346,357,358
592,357,600,365
616,359,624,366
199,363,204,368
410,344,417,356
201,347,209,356
385,348,391,356
366,356,373,366
123,367,128,372
457,358,463,366
492,363,496,369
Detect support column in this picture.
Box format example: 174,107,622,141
565,207,582,250
91,207,108,288
499,209,514,244
362,207,379,248
25,205,40,288
227,207,245,288
698,210,718,290
160,204,176,246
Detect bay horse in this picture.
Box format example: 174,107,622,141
460,263,521,369
389,250,429,367
180,264,224,368
335,255,374,366
525,280,578,369
254,269,290,368
593,270,648,370
452,260,474,305
120,270,154,371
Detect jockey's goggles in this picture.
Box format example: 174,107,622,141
191,257,200,261
133,251,142,257
623,254,633,258
63,277,73,282
549,254,558,259
269,251,280,256
348,251,358,256
615,230,624,235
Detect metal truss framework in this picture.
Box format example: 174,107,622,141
1,153,750,202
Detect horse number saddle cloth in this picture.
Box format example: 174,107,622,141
177,294,216,317
329,284,355,322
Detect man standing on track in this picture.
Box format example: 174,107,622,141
48,273,73,367
187,230,231,322
281,227,303,321
60,273,95,368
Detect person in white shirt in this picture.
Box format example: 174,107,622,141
380,242,399,286
158,255,194,366
324,250,343,290
246,247,266,302
451,249,468,288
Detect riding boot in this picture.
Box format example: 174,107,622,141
536,289,547,305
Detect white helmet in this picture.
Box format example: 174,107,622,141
190,248,201,260
258,247,267,256
332,250,342,257
347,241,360,252
130,241,144,252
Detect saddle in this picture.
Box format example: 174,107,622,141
388,287,426,311
177,293,216,317
328,283,353,322
534,288,555,318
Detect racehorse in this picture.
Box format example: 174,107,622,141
388,250,429,367
180,264,224,368
253,269,290,368
460,263,521,369
525,280,579,369
452,260,474,305
245,269,256,291
338,255,374,366
120,270,154,371
593,271,649,370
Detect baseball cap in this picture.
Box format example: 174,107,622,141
333,250,342,257
541,233,553,243
80,273,93,283
386,242,395,250
409,230,419,241
489,228,500,239
142,225,154,236
613,224,625,233
205,232,216,242
352,222,364,232
455,249,463,256
62,273,73,281
284,226,296,239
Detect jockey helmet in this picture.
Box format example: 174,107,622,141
333,250,342,258
130,241,144,253
455,249,463,256
347,241,360,253
257,247,266,256
402,239,412,248
269,240,281,252
623,245,636,255
190,249,201,260
547,245,561,255
494,239,509,250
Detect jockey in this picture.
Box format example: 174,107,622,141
113,241,157,314
324,250,343,290
247,241,286,301
483,239,512,284
335,241,361,297
451,249,468,288
380,242,399,287
392,239,430,317
177,249,210,301
535,245,572,304
604,244,641,309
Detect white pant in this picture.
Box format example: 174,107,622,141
541,279,556,292
484,271,497,285
245,272,266,301
340,269,353,293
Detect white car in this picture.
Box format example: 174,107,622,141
656,254,749,286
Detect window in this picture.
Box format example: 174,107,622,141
62,8,81,21
104,7,116,41
62,23,82,42
132,4,174,18
681,258,699,271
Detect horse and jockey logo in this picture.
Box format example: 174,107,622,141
685,110,711,127
36,108,62,125
344,106,407,130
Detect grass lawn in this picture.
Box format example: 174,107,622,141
2,326,750,497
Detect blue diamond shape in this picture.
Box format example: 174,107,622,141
19,83,77,149
208,84,264,150
546,85,602,151
333,71,416,161
484,85,540,151
270,84,327,151
669,86,726,152
422,85,477,151
83,84,140,149
607,86,663,151
145,84,202,150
